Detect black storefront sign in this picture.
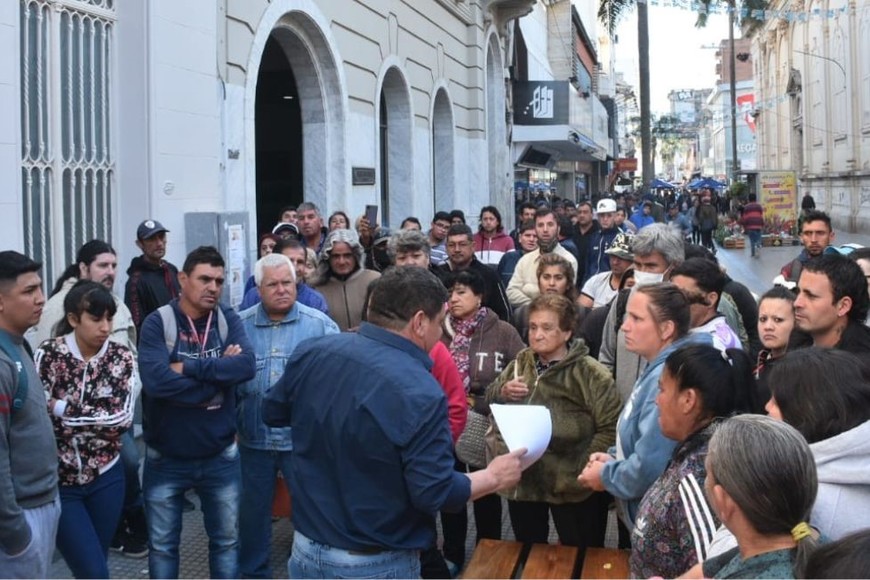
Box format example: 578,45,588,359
513,81,569,126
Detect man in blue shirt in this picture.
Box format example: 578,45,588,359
264,267,524,579
138,246,256,579
237,253,338,578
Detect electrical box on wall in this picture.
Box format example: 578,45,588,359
184,212,250,309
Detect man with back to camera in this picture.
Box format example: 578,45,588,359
0,251,60,578
138,246,256,579
236,252,339,578
781,209,836,284
263,267,524,579
125,219,180,336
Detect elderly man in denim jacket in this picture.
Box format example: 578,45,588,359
236,253,339,578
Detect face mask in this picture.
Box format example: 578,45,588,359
633,270,665,287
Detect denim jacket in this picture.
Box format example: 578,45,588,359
236,301,339,450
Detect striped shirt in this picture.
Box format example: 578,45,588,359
629,423,720,579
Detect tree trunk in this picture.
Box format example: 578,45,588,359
638,0,654,189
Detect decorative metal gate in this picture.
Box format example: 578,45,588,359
20,0,115,290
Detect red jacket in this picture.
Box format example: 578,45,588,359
740,202,764,231
429,341,467,443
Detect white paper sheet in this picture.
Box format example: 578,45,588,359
490,404,552,470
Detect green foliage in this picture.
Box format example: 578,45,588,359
727,181,748,199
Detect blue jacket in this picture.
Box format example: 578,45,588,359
630,209,655,230
138,300,256,459
263,323,471,551
601,333,710,527
236,301,339,451
585,227,619,284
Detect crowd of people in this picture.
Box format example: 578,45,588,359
1,192,869,580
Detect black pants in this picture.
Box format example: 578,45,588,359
441,461,502,567
700,228,714,251
507,492,610,549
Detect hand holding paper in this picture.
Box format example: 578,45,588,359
490,404,552,470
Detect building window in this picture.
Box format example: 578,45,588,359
20,0,115,289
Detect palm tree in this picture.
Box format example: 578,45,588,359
599,0,767,188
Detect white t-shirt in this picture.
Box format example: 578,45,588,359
581,272,619,308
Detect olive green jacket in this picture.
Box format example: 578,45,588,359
485,339,622,504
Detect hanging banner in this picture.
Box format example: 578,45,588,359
758,171,797,234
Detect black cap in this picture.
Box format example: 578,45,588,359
137,219,169,240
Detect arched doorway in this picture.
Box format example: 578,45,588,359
249,7,346,237
255,34,302,236
378,67,413,227
432,88,455,213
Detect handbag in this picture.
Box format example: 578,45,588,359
455,408,490,468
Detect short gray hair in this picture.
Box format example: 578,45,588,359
254,253,296,286
296,201,320,216
708,415,817,559
631,223,685,267
387,229,431,261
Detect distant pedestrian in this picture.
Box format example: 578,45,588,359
802,191,816,213
739,194,765,258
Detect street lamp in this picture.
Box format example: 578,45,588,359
793,49,847,89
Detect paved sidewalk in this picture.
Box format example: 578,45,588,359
50,496,620,578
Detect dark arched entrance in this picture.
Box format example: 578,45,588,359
255,34,302,236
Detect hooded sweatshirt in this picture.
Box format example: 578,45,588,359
473,231,515,267
811,419,870,540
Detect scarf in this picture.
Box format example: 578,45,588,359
448,307,487,391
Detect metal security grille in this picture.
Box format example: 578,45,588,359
20,0,115,291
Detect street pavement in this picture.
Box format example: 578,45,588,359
713,229,870,297
49,224,870,579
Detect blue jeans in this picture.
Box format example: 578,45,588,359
748,230,762,255
143,442,241,579
120,430,144,510
239,446,293,578
56,461,125,578
289,531,420,579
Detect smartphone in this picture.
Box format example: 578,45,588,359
365,204,378,225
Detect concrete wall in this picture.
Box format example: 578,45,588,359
0,1,21,251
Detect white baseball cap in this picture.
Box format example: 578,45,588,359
596,198,617,214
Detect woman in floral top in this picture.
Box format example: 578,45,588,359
36,280,134,579
629,344,760,579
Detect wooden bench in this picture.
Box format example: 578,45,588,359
461,539,580,579
579,547,630,579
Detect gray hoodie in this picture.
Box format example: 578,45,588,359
811,419,870,540
0,336,58,554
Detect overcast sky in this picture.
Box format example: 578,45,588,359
613,5,732,114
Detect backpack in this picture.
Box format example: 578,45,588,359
157,304,228,353
0,329,33,417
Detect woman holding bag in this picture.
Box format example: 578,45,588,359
486,293,622,555
439,269,524,574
